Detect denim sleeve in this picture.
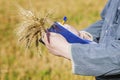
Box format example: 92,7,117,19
71,41,120,76
84,20,103,42
84,0,111,42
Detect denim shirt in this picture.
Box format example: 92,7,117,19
71,0,120,76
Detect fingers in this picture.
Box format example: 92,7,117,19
83,34,92,41
41,32,48,45
79,31,93,41
79,31,84,39
64,24,80,36
42,32,60,45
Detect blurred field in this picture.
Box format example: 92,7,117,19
0,0,107,80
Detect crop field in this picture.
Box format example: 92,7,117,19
0,0,107,80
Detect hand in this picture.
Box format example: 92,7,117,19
79,31,93,41
64,24,80,36
42,32,71,59
64,24,93,41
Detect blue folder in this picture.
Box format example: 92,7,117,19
48,22,94,44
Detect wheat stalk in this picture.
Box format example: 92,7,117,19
16,5,53,49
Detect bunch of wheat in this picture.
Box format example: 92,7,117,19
16,5,53,49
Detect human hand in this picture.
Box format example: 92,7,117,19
79,31,93,41
42,32,71,59
64,24,80,36
64,24,93,41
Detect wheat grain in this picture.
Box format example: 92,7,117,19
16,5,53,49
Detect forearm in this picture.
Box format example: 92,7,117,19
70,41,120,76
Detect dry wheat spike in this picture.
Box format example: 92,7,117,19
16,5,53,49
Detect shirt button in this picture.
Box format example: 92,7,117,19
106,30,108,33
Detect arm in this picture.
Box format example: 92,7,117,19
42,0,116,77
42,32,120,76
71,40,120,76
71,0,120,76
83,0,111,42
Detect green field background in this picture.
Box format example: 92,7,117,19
0,0,107,80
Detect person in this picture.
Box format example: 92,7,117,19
42,0,120,80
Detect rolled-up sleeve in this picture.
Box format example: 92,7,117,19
71,40,120,76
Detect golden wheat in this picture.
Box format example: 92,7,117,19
16,5,54,49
